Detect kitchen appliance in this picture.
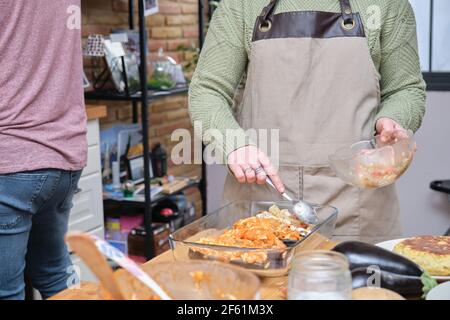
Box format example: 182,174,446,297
169,201,338,277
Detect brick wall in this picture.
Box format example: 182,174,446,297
81,0,202,213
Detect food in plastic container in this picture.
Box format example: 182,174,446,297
329,130,415,189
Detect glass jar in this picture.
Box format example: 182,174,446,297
147,48,176,90
288,251,352,300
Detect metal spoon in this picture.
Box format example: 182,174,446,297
265,177,319,225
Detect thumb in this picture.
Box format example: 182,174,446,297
377,118,395,143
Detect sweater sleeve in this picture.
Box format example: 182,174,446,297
375,0,426,132
188,0,252,162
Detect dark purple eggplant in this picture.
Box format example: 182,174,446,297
351,267,437,297
333,241,423,276
351,267,422,296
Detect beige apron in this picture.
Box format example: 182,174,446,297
223,0,401,243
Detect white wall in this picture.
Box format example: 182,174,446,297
397,91,450,236
206,91,450,236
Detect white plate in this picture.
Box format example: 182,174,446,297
426,281,450,300
376,238,450,282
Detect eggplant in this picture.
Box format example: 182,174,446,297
351,267,437,297
333,241,423,276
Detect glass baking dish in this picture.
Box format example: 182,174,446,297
169,201,338,277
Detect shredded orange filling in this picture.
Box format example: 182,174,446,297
193,206,311,266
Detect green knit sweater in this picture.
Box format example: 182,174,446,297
189,0,426,158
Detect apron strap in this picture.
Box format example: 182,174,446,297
260,0,279,23
339,0,354,25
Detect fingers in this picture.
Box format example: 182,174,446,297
243,166,256,184
228,164,246,184
227,146,286,193
381,129,410,145
249,162,267,185
380,129,396,143
258,151,285,193
376,118,409,144
267,171,285,194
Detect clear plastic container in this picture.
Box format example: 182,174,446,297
288,251,352,300
329,130,415,189
147,48,176,90
169,201,338,277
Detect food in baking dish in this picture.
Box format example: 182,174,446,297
192,205,312,266
393,236,450,276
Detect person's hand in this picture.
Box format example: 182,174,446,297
227,145,285,193
375,117,416,151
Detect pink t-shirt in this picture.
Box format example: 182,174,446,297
0,0,87,174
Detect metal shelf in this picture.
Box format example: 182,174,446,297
84,85,189,102
83,0,207,261
104,180,200,210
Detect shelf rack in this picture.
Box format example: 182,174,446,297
84,0,208,260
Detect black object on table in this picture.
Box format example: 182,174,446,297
430,180,450,236
430,180,450,195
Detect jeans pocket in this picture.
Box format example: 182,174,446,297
59,171,82,211
0,173,48,229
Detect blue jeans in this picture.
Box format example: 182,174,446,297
0,169,82,300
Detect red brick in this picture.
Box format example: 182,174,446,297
148,39,167,52
166,39,191,50
112,0,128,12
151,27,183,39
146,14,165,27
158,1,182,14
181,3,198,14
81,24,111,37
182,26,199,38
149,113,167,124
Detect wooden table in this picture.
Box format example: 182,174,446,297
51,236,337,300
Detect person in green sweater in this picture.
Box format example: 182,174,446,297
189,0,426,242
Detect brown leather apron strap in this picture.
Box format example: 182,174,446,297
261,0,355,24
260,0,279,22
259,0,279,31
339,0,354,25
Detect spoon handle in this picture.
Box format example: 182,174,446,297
91,235,172,300
265,177,293,201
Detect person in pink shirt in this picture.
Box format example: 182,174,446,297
0,1,87,299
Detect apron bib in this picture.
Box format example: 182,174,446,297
223,0,402,243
